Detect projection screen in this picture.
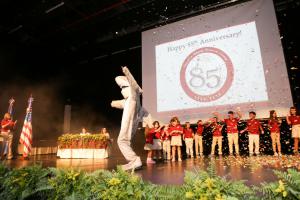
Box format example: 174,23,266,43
142,0,293,123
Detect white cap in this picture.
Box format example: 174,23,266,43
115,76,129,88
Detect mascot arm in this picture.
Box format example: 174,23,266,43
111,99,125,109
122,66,143,94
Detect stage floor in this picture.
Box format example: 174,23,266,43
2,154,300,186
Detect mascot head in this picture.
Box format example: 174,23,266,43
115,76,131,99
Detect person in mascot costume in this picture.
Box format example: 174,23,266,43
111,66,152,170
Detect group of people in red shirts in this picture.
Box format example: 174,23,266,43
144,107,300,163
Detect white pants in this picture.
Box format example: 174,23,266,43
228,133,239,154
162,140,171,160
248,134,260,154
292,125,300,138
117,98,140,163
185,138,194,157
0,132,13,159
194,135,203,155
211,136,222,155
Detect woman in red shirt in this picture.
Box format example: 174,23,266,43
286,106,300,155
268,110,282,156
1,113,17,160
183,122,194,158
168,117,183,162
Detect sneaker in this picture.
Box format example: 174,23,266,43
274,152,278,156
278,153,282,157
249,153,254,157
122,157,142,171
178,158,182,162
146,158,156,164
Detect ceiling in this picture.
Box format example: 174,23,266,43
1,0,299,66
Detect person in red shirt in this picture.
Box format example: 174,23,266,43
150,121,163,161
208,117,224,156
240,111,264,156
214,109,242,156
168,116,183,162
144,124,156,164
268,110,282,156
195,120,204,157
286,106,300,155
1,113,17,160
183,122,194,158
160,125,171,161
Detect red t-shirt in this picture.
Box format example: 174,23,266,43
160,129,170,141
1,119,15,132
288,116,300,125
212,123,223,137
224,118,239,133
247,119,261,134
145,129,156,144
184,128,194,138
196,125,204,136
168,124,183,136
149,127,161,139
268,119,280,133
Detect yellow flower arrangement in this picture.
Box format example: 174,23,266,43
205,178,215,190
185,191,194,199
274,180,287,197
215,194,224,200
108,177,121,186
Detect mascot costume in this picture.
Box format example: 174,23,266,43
111,66,152,170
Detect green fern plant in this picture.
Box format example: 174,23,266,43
0,164,51,200
181,162,256,200
255,169,300,200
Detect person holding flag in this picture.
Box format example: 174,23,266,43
1,98,16,158
19,95,34,159
1,112,17,160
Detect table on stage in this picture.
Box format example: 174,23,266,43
56,134,110,159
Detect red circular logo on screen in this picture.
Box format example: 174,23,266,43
180,47,234,102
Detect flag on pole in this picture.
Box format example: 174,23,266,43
8,98,15,117
19,95,34,158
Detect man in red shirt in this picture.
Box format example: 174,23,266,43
214,109,242,156
195,120,204,157
240,111,264,156
1,113,17,160
209,117,224,156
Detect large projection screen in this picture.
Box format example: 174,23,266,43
142,0,293,123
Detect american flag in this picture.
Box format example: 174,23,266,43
19,96,34,158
